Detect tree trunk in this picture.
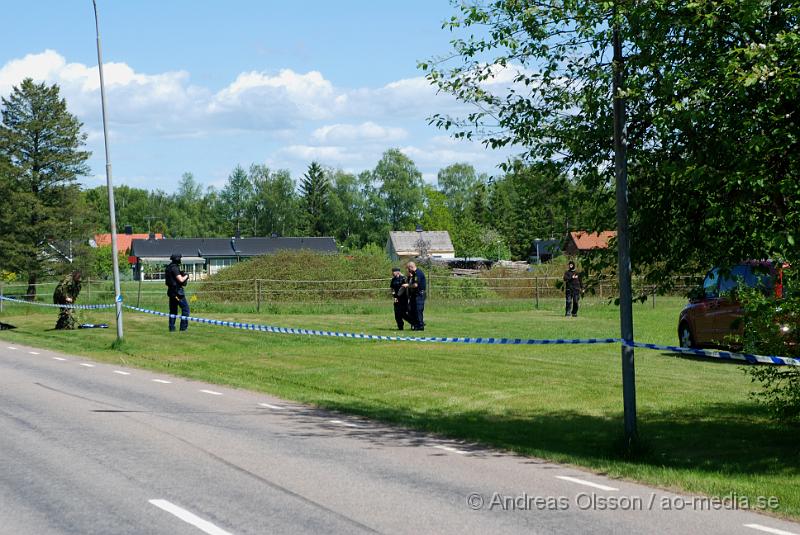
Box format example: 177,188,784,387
26,272,37,301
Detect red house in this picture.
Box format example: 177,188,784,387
564,231,616,256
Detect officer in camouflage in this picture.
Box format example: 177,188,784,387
53,271,82,330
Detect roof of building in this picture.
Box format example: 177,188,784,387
94,233,163,252
130,236,338,259
568,231,617,250
388,231,454,253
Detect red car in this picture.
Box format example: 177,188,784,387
678,261,790,349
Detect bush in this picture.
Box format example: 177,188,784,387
741,275,800,422
196,250,393,302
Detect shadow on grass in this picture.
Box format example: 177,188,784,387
296,399,799,478
655,351,749,366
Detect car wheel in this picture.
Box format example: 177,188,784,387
679,323,695,348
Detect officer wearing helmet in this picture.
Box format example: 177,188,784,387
165,253,190,331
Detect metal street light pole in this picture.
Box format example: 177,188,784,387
613,18,637,448
92,0,124,341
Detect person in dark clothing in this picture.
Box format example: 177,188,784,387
389,267,409,330
165,253,190,331
403,261,427,331
53,271,82,330
563,260,583,317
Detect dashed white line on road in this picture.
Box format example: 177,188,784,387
148,499,232,535
152,379,172,384
113,370,131,375
200,389,223,396
329,419,361,428
53,357,66,361
744,524,799,535
258,403,285,410
555,476,619,492
79,363,95,368
433,445,468,455
7,346,17,350
28,351,40,355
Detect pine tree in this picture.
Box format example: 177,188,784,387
0,79,90,298
300,162,329,237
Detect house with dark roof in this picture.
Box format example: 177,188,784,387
129,236,338,280
386,231,455,262
564,231,616,256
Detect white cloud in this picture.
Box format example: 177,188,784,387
0,50,65,95
209,69,337,125
311,121,407,144
0,50,472,136
279,145,358,163
1,49,512,188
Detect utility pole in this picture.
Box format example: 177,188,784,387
93,0,124,341
613,14,637,449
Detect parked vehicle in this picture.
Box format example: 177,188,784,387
678,261,791,349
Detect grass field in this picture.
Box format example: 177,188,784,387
1,295,798,519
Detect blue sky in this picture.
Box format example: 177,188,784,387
1,0,514,191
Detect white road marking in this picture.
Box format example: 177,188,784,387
433,445,468,455
148,499,232,535
744,524,799,535
79,363,95,368
53,357,66,361
7,346,17,350
200,389,223,396
555,476,619,492
113,370,131,375
329,419,361,428
28,351,40,355
152,379,172,384
258,403,284,410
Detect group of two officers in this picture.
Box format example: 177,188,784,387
390,261,426,332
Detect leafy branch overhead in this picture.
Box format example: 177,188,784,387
421,0,799,286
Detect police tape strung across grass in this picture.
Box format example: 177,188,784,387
3,295,797,365
2,294,797,363
123,303,622,346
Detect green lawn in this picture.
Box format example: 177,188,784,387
1,296,798,519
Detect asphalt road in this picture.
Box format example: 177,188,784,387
1,342,798,535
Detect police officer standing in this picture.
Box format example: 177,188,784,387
53,271,82,330
165,253,190,331
389,267,409,330
563,260,583,317
403,261,427,331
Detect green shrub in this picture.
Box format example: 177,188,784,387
196,250,393,302
741,272,800,422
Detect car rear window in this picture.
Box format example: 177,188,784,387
718,264,774,294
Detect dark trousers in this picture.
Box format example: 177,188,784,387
55,307,76,330
565,288,580,316
411,296,426,329
168,292,190,331
393,299,408,329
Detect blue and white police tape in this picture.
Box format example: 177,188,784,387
622,340,800,367
123,304,621,346
0,295,116,310
5,296,797,365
